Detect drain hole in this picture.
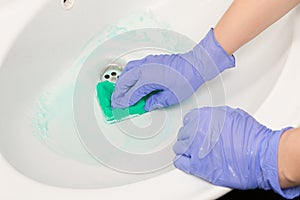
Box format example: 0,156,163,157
100,64,123,83
61,0,75,10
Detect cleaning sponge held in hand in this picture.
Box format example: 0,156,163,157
96,81,147,124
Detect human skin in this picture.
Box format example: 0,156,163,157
278,128,300,188
213,0,300,189
214,0,300,55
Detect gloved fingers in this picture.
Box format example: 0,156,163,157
177,120,199,141
173,155,191,173
111,68,151,108
176,127,187,140
128,84,164,107
173,139,193,156
113,82,162,109
216,106,245,116
122,59,145,73
113,67,141,97
144,89,177,111
122,55,163,73
183,108,201,125
216,106,248,117
233,107,256,121
217,106,256,126
197,106,227,127
185,107,228,132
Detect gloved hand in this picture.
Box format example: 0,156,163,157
111,29,235,111
173,106,300,199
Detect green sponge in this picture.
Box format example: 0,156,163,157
96,81,147,123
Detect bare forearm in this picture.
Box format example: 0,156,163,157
214,0,300,55
278,127,300,188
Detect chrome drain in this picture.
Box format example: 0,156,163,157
100,64,123,83
61,0,75,10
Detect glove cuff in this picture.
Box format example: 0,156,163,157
182,28,235,83
200,28,235,72
261,127,300,199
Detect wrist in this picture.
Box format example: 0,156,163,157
199,28,235,72
278,128,300,188
259,127,300,199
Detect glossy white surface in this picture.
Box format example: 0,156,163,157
1,0,300,199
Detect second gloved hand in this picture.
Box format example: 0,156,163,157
111,29,235,111
173,106,300,199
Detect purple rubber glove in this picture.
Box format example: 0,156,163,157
111,29,235,111
173,106,300,199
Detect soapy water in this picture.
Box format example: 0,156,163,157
32,11,174,166
32,11,227,173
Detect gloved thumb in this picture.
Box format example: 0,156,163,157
145,90,178,111
173,155,191,174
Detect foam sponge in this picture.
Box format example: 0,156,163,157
96,81,147,123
